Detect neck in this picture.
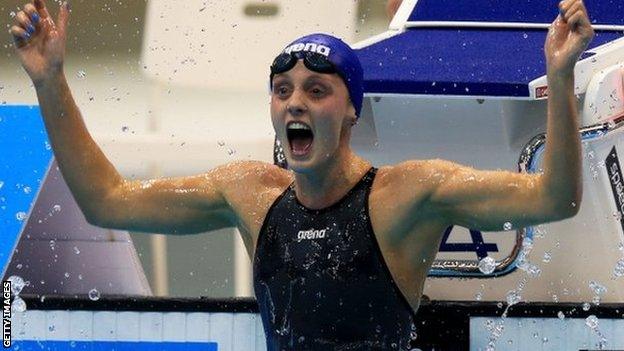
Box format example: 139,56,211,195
293,148,371,210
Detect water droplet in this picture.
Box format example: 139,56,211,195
478,256,496,274
585,315,599,329
52,204,61,212
11,297,26,312
506,290,521,306
589,280,607,295
543,251,552,263
227,148,236,155
557,311,565,319
613,259,624,277
88,288,100,301
533,225,546,238
523,33,528,39
15,212,27,221
16,264,22,270
48,325,56,332
0,181,3,189
217,140,225,147
23,186,31,194
64,272,70,278
582,302,591,311
121,126,129,132
592,295,601,306
503,222,513,230
475,292,483,301
521,263,541,278
76,70,86,79
73,246,80,255
8,275,25,295
598,337,608,349
542,337,548,343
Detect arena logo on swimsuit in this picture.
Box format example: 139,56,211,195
297,228,328,241
283,42,331,57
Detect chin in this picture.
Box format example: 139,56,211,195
287,158,316,174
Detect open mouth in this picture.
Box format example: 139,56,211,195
286,121,314,157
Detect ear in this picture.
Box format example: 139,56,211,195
346,102,357,120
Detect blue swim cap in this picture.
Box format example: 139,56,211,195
270,33,364,119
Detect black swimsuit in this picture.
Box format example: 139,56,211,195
253,167,419,350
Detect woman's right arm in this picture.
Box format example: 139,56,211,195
9,0,264,235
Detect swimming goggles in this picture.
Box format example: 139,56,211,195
270,51,337,81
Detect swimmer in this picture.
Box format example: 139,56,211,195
10,0,594,349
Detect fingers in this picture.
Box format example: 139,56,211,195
10,6,40,47
33,0,51,20
567,11,590,31
558,0,589,24
9,25,29,47
57,1,70,38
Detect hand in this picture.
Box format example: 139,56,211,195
9,0,70,85
545,0,595,74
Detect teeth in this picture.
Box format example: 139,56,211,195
288,122,311,131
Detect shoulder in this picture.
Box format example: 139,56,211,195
372,159,461,210
215,160,292,189
214,160,293,214
377,159,458,187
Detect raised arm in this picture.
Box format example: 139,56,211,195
9,1,280,235
10,0,119,223
419,0,593,232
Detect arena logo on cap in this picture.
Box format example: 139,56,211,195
284,42,331,57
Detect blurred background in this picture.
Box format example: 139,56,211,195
0,0,391,298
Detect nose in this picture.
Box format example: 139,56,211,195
286,89,308,116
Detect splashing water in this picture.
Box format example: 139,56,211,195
88,289,101,301
11,297,26,313
589,280,607,295
585,315,599,329
506,290,521,306
533,225,546,238
520,263,541,278
542,251,552,263
8,275,25,295
478,256,496,274
613,259,624,277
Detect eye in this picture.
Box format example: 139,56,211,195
274,85,291,97
310,86,326,97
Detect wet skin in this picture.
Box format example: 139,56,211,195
11,0,591,315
